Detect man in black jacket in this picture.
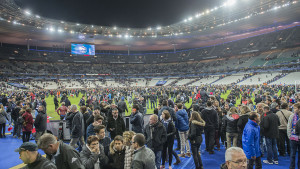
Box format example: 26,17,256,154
38,133,84,169
261,106,280,165
34,105,47,143
15,142,57,169
107,108,125,140
144,114,167,169
12,101,22,138
117,97,128,118
201,101,219,154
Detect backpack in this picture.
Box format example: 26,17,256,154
18,115,25,125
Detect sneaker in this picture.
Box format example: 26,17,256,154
273,160,278,165
178,153,185,158
186,152,191,157
263,160,273,164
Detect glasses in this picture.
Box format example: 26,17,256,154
229,160,247,165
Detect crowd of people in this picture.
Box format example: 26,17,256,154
0,84,300,169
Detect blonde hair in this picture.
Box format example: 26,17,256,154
240,106,251,115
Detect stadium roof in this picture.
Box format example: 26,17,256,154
0,0,299,51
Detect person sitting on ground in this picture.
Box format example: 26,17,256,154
15,142,57,169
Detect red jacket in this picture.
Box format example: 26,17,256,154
22,111,33,132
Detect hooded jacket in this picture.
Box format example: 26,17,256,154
34,110,47,132
242,119,261,159
237,113,249,134
260,111,280,138
222,113,240,133
175,109,189,132
107,140,126,169
201,107,219,129
188,120,205,145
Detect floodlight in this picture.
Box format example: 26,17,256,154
156,26,161,30
35,15,40,18
113,27,117,30
49,27,55,32
226,0,236,6
188,17,193,21
124,34,129,38
147,27,152,30
24,10,31,15
70,30,74,34
76,23,80,26
184,19,187,22
206,10,210,14
13,21,17,24
58,29,63,33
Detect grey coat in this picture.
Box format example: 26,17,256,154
131,146,156,169
0,110,9,124
80,144,108,169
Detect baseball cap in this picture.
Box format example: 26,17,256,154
273,96,278,100
15,142,38,152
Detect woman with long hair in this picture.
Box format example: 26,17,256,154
0,104,9,138
237,106,251,147
188,111,205,169
22,107,33,142
161,110,176,169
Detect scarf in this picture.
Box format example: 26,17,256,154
162,118,171,132
290,113,299,141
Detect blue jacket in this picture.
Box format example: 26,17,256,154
175,109,189,132
242,119,261,159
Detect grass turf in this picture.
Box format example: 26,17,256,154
45,89,280,120
45,93,194,120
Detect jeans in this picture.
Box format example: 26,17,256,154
215,130,220,149
179,131,190,154
226,132,238,148
22,131,31,143
162,140,174,166
290,140,300,169
151,101,156,109
0,123,5,137
154,151,162,169
35,130,46,143
70,136,85,149
248,156,262,169
204,128,215,152
191,143,203,169
265,137,278,162
13,121,22,138
260,136,267,155
278,129,290,155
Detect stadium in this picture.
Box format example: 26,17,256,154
0,0,299,168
